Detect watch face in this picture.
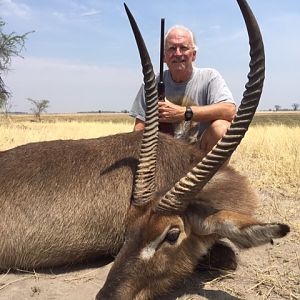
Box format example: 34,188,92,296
185,107,193,121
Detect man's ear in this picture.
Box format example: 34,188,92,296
192,51,197,61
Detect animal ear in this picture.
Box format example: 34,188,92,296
189,210,290,249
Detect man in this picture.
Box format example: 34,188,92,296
130,25,236,154
130,25,238,270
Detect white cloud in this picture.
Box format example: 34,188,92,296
63,1,102,18
0,0,31,19
81,9,101,17
51,4,102,23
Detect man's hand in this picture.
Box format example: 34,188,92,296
158,99,185,123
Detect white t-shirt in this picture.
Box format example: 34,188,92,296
130,66,235,143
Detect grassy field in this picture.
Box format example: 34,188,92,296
0,112,133,124
1,111,299,195
0,111,299,201
0,111,299,299
2,111,299,125
253,111,300,126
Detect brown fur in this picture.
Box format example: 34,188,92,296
0,130,289,300
0,131,203,269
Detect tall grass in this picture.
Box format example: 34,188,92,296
231,124,299,196
0,121,133,151
0,117,299,197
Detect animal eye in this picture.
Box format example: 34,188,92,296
164,228,180,244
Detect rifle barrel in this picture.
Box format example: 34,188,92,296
159,18,165,82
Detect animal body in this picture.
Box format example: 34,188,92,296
0,131,206,268
0,1,290,300
0,129,260,269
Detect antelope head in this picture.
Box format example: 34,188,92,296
96,1,289,299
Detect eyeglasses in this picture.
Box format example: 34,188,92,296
165,45,193,54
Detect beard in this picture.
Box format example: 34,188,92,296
170,56,187,71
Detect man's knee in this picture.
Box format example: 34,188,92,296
199,119,231,154
209,119,231,138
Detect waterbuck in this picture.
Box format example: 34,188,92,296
0,0,289,299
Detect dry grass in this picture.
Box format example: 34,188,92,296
253,111,300,127
1,115,298,197
231,124,300,197
215,123,299,300
0,120,133,151
0,112,133,123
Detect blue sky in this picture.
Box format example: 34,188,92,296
1,0,300,113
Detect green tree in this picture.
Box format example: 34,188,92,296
27,98,50,121
0,18,33,112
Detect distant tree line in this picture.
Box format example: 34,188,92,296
78,110,130,114
272,103,299,112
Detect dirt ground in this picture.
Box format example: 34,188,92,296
1,188,299,300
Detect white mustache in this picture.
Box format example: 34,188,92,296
172,56,185,63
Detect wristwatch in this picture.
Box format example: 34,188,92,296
184,106,193,121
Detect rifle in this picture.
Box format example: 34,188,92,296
158,18,173,135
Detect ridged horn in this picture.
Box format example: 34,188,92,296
124,4,159,206
156,0,265,213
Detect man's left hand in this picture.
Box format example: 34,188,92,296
158,99,185,123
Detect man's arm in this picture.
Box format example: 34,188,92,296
158,100,236,123
133,101,236,131
133,118,145,131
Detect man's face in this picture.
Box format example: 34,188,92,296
164,28,196,81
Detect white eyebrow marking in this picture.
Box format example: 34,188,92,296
140,226,170,260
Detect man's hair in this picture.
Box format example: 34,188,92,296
164,25,198,51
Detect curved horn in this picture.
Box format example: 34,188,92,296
156,0,265,213
124,4,159,206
